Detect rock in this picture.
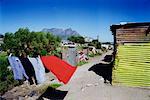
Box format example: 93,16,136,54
0,96,6,100
94,83,99,86
18,96,25,100
86,84,93,87
28,91,37,97
81,87,84,92
2,72,58,100
25,95,28,98
100,77,104,81
2,92,15,99
43,97,50,100
50,79,55,81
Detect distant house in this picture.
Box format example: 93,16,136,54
101,42,113,50
110,22,150,87
0,34,4,47
84,36,93,43
61,40,77,47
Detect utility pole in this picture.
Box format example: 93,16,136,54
97,35,99,41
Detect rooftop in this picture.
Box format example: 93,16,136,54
110,22,150,33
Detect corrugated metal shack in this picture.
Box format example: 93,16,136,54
110,22,150,87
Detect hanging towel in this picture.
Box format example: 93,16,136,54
8,56,29,80
28,56,45,84
19,57,37,85
41,56,77,84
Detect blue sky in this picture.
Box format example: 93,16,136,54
0,0,150,42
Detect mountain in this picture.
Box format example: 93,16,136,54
42,28,80,40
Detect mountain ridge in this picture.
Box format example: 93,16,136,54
42,28,80,40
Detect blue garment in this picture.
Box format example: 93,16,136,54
28,56,45,84
8,56,29,80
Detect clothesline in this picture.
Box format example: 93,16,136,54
8,55,77,85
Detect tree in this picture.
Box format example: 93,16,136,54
2,32,18,51
2,28,61,56
88,39,101,49
68,35,85,44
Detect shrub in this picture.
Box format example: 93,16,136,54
77,61,88,66
0,53,20,94
0,53,9,81
88,53,95,57
49,83,62,88
95,52,101,56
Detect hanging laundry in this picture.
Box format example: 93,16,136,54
8,56,29,80
28,56,45,84
41,56,77,84
19,57,37,85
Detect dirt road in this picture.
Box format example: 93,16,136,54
58,50,150,100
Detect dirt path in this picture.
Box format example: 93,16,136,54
58,50,150,100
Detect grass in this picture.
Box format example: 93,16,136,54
49,83,62,88
88,52,101,58
77,61,88,66
88,53,95,57
95,52,102,56
36,83,62,94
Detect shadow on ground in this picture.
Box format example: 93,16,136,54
37,87,68,100
88,62,113,84
102,55,113,62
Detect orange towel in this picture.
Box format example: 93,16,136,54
41,56,77,84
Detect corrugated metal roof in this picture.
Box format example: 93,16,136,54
110,22,150,33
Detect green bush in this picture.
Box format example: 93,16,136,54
0,53,20,94
49,83,62,88
0,53,9,81
88,53,95,57
51,50,62,59
77,61,88,66
95,52,101,56
40,49,47,56
0,81,8,94
2,28,61,57
88,52,101,58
